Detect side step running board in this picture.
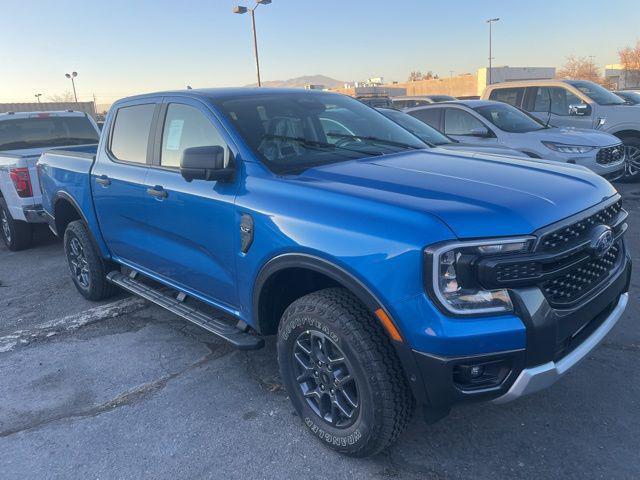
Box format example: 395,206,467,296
107,271,264,350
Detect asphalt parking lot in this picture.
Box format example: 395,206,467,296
0,184,638,480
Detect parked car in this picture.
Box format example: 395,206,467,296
356,95,393,108
391,95,456,109
482,79,640,179
614,90,640,105
38,88,630,456
0,111,100,250
376,107,529,157
405,100,626,180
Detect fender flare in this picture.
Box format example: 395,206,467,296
252,253,385,325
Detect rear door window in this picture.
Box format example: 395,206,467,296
110,104,156,163
488,87,524,107
531,87,582,116
407,108,442,129
443,108,485,135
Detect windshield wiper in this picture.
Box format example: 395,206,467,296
325,133,421,150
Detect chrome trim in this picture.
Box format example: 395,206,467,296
493,292,628,404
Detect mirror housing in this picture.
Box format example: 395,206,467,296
569,104,591,116
469,126,492,138
180,146,234,182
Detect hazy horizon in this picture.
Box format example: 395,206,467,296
2,0,638,104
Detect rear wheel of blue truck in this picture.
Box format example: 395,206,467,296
277,287,414,457
63,220,118,301
0,198,32,251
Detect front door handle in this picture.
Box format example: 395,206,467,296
96,175,111,187
147,186,168,200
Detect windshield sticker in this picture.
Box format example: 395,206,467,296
166,119,184,150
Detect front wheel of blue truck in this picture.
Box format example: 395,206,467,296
277,287,414,457
63,220,118,301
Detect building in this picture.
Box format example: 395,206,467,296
605,64,640,90
376,67,556,97
476,66,556,95
0,101,96,118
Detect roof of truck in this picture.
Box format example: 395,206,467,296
0,110,88,120
116,87,343,104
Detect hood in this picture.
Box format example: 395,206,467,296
438,144,529,158
293,149,617,239
522,126,619,147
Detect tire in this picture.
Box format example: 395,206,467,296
277,287,414,457
0,197,32,251
619,136,640,182
63,220,118,301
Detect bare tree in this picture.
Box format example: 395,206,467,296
619,41,640,86
557,55,601,83
47,91,76,103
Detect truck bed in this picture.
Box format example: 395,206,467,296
37,144,99,234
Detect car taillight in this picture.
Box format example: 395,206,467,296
9,168,33,198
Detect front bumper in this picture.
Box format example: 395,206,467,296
405,250,631,414
493,291,628,403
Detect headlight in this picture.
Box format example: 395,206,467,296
541,141,595,154
427,238,534,315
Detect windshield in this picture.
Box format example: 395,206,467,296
214,92,427,173
0,115,99,151
473,103,546,133
616,91,640,104
566,80,626,105
378,108,451,145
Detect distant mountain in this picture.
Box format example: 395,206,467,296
244,75,344,89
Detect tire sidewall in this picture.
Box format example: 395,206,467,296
621,136,640,182
0,199,12,248
63,223,94,298
277,306,381,453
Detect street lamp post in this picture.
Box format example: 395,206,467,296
233,0,272,87
65,71,79,103
486,18,500,85
35,93,42,104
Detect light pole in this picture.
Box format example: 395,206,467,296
65,71,78,103
233,0,272,87
486,18,500,85
35,93,42,104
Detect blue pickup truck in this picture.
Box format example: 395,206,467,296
38,88,631,456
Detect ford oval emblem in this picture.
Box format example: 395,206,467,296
590,225,614,257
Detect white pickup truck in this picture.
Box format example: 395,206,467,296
0,111,100,250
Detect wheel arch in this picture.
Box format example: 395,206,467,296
253,252,431,405
53,192,85,237
611,129,640,141
253,253,390,336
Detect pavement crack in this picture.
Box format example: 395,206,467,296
601,341,640,353
0,346,223,439
0,297,147,353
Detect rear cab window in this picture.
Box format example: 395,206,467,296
109,104,156,164
0,115,99,152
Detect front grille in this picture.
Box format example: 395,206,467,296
540,243,620,307
539,200,623,251
596,144,625,165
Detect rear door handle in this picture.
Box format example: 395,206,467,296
96,175,111,187
147,186,168,200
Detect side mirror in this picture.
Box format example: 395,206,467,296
180,145,234,182
569,104,591,116
469,126,491,137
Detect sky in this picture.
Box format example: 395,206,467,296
1,0,639,104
